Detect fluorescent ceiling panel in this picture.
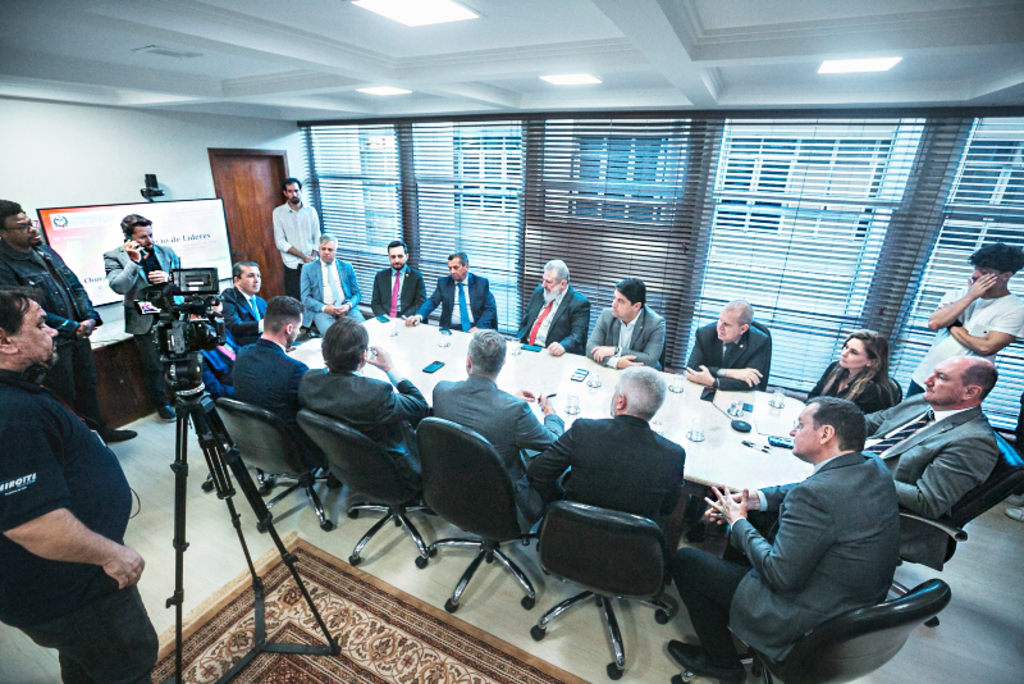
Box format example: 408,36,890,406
539,74,602,85
352,0,478,27
357,86,412,95
818,57,902,74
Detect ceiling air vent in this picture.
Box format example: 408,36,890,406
132,45,203,59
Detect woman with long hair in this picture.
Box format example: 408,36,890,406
808,329,901,415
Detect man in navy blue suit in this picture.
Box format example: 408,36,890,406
233,295,323,469
405,252,497,331
220,261,267,347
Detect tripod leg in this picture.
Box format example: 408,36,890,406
165,410,191,683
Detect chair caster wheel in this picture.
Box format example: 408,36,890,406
606,662,623,680
428,547,438,557
256,522,267,534
655,609,670,624
521,595,535,610
671,673,692,684
530,625,546,641
349,554,362,566
320,520,335,532
925,616,940,628
394,518,402,527
201,480,214,493
444,599,459,613
415,555,429,569
347,510,359,519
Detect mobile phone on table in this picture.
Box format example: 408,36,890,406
375,314,390,324
422,361,445,373
767,436,794,449
700,387,717,402
570,368,589,382
743,403,754,412
522,344,543,352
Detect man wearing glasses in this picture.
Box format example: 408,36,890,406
0,200,136,442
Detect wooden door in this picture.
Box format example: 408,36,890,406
208,149,289,297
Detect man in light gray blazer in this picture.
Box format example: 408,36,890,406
668,398,900,682
300,235,363,334
433,329,563,484
103,214,181,421
586,277,666,370
864,355,999,568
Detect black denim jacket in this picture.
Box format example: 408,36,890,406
0,239,101,340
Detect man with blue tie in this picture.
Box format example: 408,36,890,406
405,252,497,331
300,236,363,335
220,261,267,347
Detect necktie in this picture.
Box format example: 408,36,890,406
722,342,735,368
250,297,261,321
865,410,935,456
389,270,401,318
217,344,236,361
528,300,554,345
328,265,343,308
458,282,470,331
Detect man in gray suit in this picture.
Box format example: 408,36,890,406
103,214,181,422
669,398,900,682
863,355,999,568
585,278,666,370
433,329,563,483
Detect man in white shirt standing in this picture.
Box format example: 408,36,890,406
909,242,1024,396
272,178,320,301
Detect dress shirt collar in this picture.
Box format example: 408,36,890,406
932,406,973,424
391,264,409,277
235,286,255,304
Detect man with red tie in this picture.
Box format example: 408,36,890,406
370,240,426,319
516,260,591,356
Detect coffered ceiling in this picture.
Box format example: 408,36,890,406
2,0,1022,121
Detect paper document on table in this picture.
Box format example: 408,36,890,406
754,413,794,436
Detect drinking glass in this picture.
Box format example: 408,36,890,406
769,389,786,409
508,339,522,356
686,416,706,442
668,373,685,394
565,394,581,416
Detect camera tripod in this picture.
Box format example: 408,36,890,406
162,355,339,684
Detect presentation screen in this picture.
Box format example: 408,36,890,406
37,199,233,307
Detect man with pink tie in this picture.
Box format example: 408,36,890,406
370,240,426,319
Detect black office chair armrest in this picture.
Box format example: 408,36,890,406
899,511,968,542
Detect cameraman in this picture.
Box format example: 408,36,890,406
103,214,180,422
0,287,158,682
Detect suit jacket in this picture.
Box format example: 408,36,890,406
586,306,666,370
527,414,685,527
686,322,771,391
299,368,430,488
199,330,239,400
516,286,591,355
233,338,322,469
370,267,427,318
299,258,362,328
864,395,998,568
433,374,565,482
729,452,900,663
103,244,181,335
220,286,267,347
416,273,497,330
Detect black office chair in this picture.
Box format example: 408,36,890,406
297,409,430,566
415,417,536,613
530,501,676,680
691,579,951,684
749,320,772,391
215,398,333,531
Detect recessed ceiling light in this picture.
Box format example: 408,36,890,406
818,57,902,74
539,74,602,86
352,0,478,27
357,86,412,96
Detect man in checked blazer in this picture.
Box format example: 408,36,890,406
517,259,590,356
369,240,426,318
220,261,268,347
586,278,666,370
685,300,771,391
863,355,999,568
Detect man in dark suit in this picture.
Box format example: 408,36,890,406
103,214,181,422
668,398,900,683
586,278,666,370
220,261,267,347
233,296,323,469
370,240,426,319
527,366,685,527
863,355,999,568
300,236,363,335
406,252,497,331
516,259,590,356
434,329,564,483
299,316,429,488
686,300,771,391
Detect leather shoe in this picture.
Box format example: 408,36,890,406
1006,506,1024,522
157,405,177,422
667,640,745,684
326,472,343,490
99,427,138,443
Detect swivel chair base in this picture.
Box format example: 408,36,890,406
531,590,676,680
424,537,536,613
347,502,429,566
257,471,333,532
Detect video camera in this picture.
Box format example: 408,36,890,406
138,268,225,361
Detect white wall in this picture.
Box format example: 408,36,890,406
0,98,306,215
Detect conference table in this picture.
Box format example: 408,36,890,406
289,319,812,492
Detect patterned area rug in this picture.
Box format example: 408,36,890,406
152,535,585,683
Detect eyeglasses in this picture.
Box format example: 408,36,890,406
3,219,39,233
